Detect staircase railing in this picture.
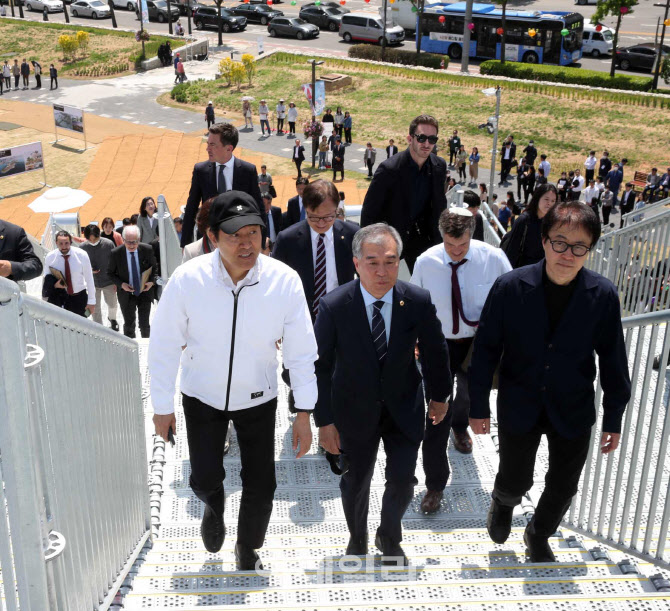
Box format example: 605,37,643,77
622,196,670,228
156,194,183,283
0,277,151,611
563,308,670,569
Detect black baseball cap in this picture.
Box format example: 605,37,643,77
209,191,265,234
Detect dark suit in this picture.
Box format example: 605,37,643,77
284,195,304,228
469,261,631,537
181,158,266,247
619,189,636,228
108,244,157,338
314,280,451,543
266,205,283,244
0,219,43,282
361,149,447,271
292,145,305,178
332,143,345,180
386,145,398,159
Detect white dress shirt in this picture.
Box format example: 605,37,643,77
44,247,96,305
410,241,512,340
539,160,551,178
360,284,392,343
503,146,511,160
584,156,597,171
309,226,338,295
582,186,600,205
215,155,235,192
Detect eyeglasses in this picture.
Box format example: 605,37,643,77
413,134,439,145
549,239,590,257
307,214,336,224
124,240,139,246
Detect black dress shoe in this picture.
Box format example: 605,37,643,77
487,497,514,544
345,535,368,556
523,525,556,563
235,542,263,571
375,532,408,566
109,319,119,332
201,506,225,553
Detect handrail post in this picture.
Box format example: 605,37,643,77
157,195,170,288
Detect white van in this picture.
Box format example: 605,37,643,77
391,0,441,31
340,12,406,45
582,23,614,57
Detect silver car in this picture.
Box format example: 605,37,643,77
71,0,112,17
25,0,63,12
111,0,138,10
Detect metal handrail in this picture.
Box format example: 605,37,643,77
157,194,183,282
0,277,151,610
481,200,506,236
563,306,670,568
622,196,670,228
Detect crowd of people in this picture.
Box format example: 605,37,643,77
0,58,58,93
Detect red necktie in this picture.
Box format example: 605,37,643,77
63,254,74,295
313,234,326,318
450,259,478,335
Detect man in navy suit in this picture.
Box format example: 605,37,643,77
261,192,283,249
314,223,451,565
283,177,310,228
469,201,631,563
292,139,306,179
181,123,265,247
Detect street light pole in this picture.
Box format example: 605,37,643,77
652,1,669,90
485,86,501,207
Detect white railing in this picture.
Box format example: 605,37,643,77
0,277,151,611
622,196,670,228
564,308,670,569
586,208,670,315
156,195,183,283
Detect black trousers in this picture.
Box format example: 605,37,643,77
48,288,88,316
182,394,277,549
602,205,612,225
332,166,344,181
344,128,352,144
493,412,591,538
366,159,374,177
14,74,20,88
117,290,152,338
500,160,512,183
207,117,214,129
50,76,58,89
422,338,471,491
585,168,594,183
34,74,41,88
294,158,303,178
277,117,284,132
340,401,421,544
288,121,296,134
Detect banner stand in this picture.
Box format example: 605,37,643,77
0,141,48,199
51,104,90,152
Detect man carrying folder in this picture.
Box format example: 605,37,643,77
108,225,157,339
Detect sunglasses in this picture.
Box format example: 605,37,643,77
413,134,439,145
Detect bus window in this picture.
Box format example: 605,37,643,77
446,16,464,34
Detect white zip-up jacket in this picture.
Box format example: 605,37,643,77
149,251,318,415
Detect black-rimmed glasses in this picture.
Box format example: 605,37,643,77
549,239,590,257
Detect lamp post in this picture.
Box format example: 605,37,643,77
652,2,670,90
306,59,324,168
482,86,501,207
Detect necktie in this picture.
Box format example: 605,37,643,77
371,300,387,365
131,251,141,296
217,164,227,194
313,233,326,317
300,205,306,222
63,254,74,295
450,259,478,335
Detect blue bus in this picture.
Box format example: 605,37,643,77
418,2,584,66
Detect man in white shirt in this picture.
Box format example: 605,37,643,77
572,168,585,201
43,230,96,317
149,191,316,571
582,179,601,222
411,208,511,514
276,98,286,134
583,150,597,183
538,154,550,180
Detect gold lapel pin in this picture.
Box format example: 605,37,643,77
0,236,3,240
399,300,405,306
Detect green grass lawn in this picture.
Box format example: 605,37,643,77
172,53,670,176
0,20,186,77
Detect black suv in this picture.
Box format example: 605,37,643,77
193,6,247,31
231,2,282,24
299,4,347,31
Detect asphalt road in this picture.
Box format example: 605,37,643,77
7,0,670,78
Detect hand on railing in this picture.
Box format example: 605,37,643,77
154,413,177,443
600,432,620,454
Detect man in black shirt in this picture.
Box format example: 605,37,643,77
469,201,631,563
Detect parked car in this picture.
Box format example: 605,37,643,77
138,0,180,21
25,0,63,12
302,1,342,8
193,6,247,31
615,43,670,71
242,0,283,3
70,0,111,18
340,11,405,45
299,5,346,31
574,0,597,4
231,3,283,24
268,16,319,39
110,0,137,10
582,23,613,57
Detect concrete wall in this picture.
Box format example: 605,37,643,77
140,38,209,71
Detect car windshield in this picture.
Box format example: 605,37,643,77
290,17,306,24
324,8,342,15
602,30,613,41
154,0,166,6
91,1,105,5
257,5,272,10
219,8,232,15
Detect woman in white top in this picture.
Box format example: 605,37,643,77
276,98,286,134
2,61,10,91
334,107,344,137
259,100,270,136
287,102,298,137
242,100,253,129
138,196,159,244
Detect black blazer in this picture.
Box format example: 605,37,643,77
284,195,303,228
314,279,451,443
292,146,305,162
181,158,265,247
361,148,447,249
108,243,158,289
272,220,358,315
0,219,43,282
332,144,345,168
386,145,398,158
268,205,283,237
469,261,631,439
620,189,636,213
502,212,544,269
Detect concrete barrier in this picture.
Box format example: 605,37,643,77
141,38,209,70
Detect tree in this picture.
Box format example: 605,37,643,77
500,0,508,64
412,0,425,58
231,61,246,92
591,0,638,77
213,0,225,46
241,53,255,86
661,56,670,85
218,57,233,87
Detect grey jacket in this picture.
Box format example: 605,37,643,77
137,214,159,244
80,239,114,288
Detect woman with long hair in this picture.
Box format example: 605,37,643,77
137,196,158,244
469,146,480,184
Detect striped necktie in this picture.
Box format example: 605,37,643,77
372,300,387,364
313,233,326,317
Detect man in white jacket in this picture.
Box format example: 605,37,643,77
149,191,317,571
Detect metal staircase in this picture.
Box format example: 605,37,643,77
106,342,670,611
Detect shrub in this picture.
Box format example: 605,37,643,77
218,57,233,87
76,30,90,53
58,34,78,61
230,61,246,91
348,44,448,69
241,53,255,86
171,81,191,103
479,60,654,92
